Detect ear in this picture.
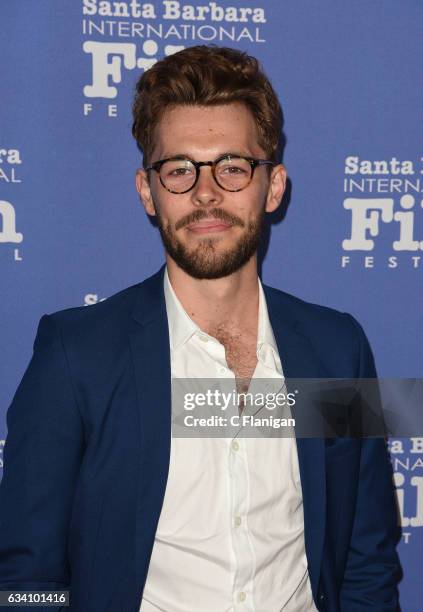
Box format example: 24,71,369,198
136,168,156,217
265,164,287,213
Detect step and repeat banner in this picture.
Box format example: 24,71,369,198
1,2,422,609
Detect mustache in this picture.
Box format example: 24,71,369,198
175,208,245,231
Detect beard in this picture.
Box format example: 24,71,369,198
154,202,265,280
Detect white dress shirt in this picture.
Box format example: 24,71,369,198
139,267,318,612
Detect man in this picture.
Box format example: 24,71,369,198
0,46,400,611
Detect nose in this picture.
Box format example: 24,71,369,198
190,165,224,208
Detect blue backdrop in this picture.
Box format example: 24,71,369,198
1,2,422,609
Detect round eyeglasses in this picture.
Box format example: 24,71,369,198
145,154,275,194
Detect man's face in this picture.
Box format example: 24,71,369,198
136,103,286,279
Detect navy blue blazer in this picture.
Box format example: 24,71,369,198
0,265,401,611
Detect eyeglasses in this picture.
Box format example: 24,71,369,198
145,154,275,194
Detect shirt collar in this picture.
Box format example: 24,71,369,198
164,266,200,351
163,265,280,360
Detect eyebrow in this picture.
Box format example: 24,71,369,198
160,151,253,160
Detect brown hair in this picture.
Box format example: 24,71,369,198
132,45,283,168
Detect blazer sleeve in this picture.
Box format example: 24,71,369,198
339,315,402,611
0,314,84,607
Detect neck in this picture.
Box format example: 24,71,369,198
165,254,260,333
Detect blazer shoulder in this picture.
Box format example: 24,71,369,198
263,283,373,376
263,283,357,329
41,281,142,343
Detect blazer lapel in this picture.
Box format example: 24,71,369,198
129,265,172,591
264,284,327,601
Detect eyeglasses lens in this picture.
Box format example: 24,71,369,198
160,159,195,193
215,157,252,191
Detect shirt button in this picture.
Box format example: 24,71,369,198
219,366,227,374
231,440,240,452
198,334,209,342
238,591,247,602
234,516,242,527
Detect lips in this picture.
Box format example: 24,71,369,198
186,220,232,233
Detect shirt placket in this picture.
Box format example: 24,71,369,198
196,331,256,610
228,433,256,610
